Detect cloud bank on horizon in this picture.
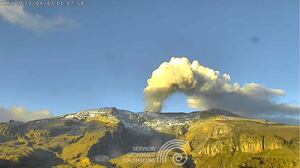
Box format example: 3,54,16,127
144,57,299,123
0,106,53,122
0,0,75,31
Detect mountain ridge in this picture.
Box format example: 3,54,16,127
0,107,299,168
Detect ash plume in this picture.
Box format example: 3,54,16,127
144,57,299,120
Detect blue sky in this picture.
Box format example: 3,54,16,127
0,0,298,117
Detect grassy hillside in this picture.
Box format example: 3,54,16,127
0,108,298,168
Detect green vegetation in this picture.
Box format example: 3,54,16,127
0,111,299,168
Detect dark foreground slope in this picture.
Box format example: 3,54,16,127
0,107,299,168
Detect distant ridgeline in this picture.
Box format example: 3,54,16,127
0,107,299,168
64,107,117,119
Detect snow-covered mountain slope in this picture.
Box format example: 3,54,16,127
0,107,299,168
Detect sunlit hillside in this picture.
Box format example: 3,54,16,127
0,108,299,168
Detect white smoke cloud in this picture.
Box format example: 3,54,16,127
144,57,299,123
0,106,53,122
0,0,76,31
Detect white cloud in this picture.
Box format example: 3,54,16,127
0,106,53,122
0,0,76,31
144,57,299,124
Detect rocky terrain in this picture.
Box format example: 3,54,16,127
0,107,299,168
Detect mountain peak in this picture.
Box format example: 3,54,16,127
0,107,298,168
64,107,117,120
203,108,240,117
186,108,240,120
